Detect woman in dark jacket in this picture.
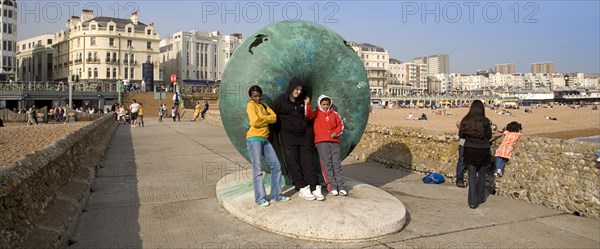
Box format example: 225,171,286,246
459,100,492,209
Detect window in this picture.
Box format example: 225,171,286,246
106,68,111,78
90,37,96,45
147,29,151,35
127,27,132,33
109,25,114,31
112,53,117,62
109,38,114,46
106,52,110,62
127,40,132,48
147,41,152,49
88,68,92,78
112,68,117,78
94,67,98,78
47,39,52,44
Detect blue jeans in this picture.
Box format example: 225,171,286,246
495,157,508,172
456,145,466,182
246,139,283,204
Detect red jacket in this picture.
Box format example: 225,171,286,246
305,95,344,144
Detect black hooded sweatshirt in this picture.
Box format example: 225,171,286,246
272,77,308,136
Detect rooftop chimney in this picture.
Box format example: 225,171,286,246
130,11,139,25
81,9,94,22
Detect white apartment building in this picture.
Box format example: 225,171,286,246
52,10,161,84
159,30,243,91
397,62,428,94
387,59,408,96
454,74,486,91
0,0,17,81
16,34,54,82
349,42,389,95
433,73,453,93
413,54,449,75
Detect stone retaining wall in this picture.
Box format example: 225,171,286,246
0,115,117,248
182,111,600,219
349,125,600,219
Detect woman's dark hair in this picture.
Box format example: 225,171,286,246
506,121,522,132
459,100,486,138
248,85,262,97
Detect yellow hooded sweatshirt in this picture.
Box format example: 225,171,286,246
246,101,277,139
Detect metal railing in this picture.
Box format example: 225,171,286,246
0,81,119,92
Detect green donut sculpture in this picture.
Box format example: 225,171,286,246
219,20,370,179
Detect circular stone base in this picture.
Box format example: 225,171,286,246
216,170,406,242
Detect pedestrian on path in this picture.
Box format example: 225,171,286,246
458,100,492,209
200,100,209,120
192,101,201,121
305,95,347,197
272,77,322,201
246,85,290,206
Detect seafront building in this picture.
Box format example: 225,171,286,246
495,63,516,74
158,30,243,92
531,62,555,74
413,54,449,75
16,34,54,82
0,0,17,81
349,41,389,95
52,10,161,86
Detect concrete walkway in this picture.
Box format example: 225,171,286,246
68,119,600,248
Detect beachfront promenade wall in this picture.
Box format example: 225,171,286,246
0,115,117,247
204,110,600,219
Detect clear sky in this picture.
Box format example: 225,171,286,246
16,0,600,74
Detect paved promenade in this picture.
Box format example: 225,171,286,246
68,119,599,248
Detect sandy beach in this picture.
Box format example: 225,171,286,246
367,105,600,140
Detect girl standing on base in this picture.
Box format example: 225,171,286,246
246,85,290,207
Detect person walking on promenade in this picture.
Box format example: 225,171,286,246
158,103,166,122
137,103,145,127
27,105,37,126
458,100,493,209
200,100,209,120
494,121,523,177
305,95,347,196
192,101,202,121
246,85,290,207
272,77,323,201
129,99,141,128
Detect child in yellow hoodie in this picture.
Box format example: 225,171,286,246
246,85,290,206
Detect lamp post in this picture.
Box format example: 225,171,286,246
564,74,570,87
127,45,132,91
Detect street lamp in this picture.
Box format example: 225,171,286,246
127,45,132,90
564,74,570,87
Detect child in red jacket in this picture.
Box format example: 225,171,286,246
305,95,347,196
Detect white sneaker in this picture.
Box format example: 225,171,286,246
299,186,316,201
339,190,348,196
495,169,503,177
330,190,339,196
313,185,325,201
